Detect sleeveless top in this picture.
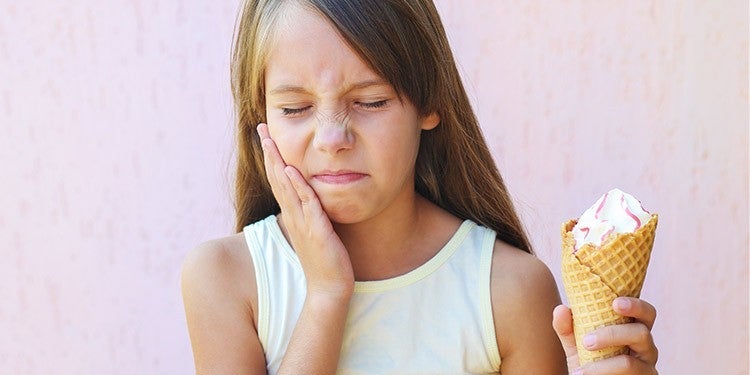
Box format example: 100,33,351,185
243,215,502,374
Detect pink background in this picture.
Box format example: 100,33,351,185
1,1,747,374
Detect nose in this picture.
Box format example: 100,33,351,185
313,117,354,154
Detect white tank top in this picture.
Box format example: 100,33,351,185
244,215,502,374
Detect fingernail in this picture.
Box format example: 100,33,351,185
583,334,596,349
614,298,631,311
571,368,583,375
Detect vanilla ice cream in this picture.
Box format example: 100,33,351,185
571,188,652,250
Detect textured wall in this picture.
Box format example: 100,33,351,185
1,2,238,373
1,1,747,374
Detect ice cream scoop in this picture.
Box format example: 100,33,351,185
571,188,652,250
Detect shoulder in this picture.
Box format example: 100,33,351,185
181,233,256,312
181,233,258,319
182,233,254,288
489,240,567,373
489,241,559,303
489,240,560,336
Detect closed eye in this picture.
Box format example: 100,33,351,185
357,100,389,109
281,106,311,116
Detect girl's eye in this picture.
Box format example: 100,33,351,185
281,106,311,116
358,100,389,109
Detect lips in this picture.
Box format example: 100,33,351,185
312,170,368,184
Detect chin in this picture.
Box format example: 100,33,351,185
320,200,370,225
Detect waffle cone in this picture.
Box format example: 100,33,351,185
561,214,657,364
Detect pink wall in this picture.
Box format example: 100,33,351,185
1,1,747,374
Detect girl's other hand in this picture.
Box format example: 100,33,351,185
552,297,659,374
257,123,355,298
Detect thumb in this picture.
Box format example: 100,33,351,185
552,304,580,370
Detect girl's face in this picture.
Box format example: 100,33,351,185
264,4,438,224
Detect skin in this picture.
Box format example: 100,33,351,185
553,299,659,374
181,4,659,374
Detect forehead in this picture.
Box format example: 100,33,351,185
264,3,382,92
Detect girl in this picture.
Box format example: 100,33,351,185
181,0,659,374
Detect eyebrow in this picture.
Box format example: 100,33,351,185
268,79,391,96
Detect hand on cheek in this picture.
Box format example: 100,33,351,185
257,123,354,296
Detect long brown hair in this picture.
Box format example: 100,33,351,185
230,0,533,253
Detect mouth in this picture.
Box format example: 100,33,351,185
312,170,368,185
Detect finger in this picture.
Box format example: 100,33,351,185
257,124,298,212
584,323,658,365
284,165,325,222
613,297,657,330
580,354,658,375
259,136,289,203
256,122,272,141
257,123,282,171
257,123,280,182
552,305,580,369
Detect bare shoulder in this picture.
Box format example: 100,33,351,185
181,233,256,310
182,234,254,274
490,240,567,374
181,233,266,373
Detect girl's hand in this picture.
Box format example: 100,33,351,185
552,297,659,374
257,123,355,297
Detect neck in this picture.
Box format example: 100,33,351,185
333,194,457,281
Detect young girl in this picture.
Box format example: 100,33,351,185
181,0,659,373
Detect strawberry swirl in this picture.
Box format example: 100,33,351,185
571,188,651,251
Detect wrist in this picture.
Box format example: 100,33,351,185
307,284,354,305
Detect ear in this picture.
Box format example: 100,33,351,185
419,112,440,130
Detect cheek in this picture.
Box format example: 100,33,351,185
267,123,307,167
369,122,422,165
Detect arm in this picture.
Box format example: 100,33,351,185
259,123,354,374
181,236,267,374
491,241,568,374
181,233,351,375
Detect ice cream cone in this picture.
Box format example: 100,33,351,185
561,214,658,364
